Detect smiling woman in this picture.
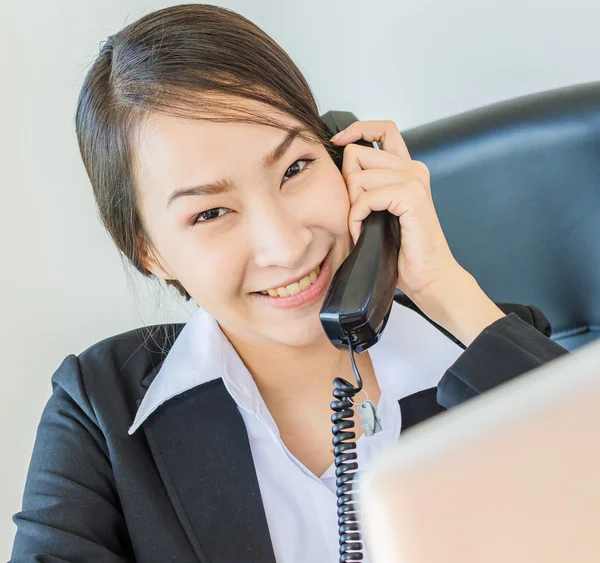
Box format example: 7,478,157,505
11,3,570,563
22,4,384,561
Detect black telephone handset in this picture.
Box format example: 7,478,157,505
319,113,401,354
319,112,402,563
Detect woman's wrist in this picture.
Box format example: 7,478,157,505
408,267,506,347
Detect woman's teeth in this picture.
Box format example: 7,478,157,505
258,264,321,297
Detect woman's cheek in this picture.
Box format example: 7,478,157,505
174,239,225,297
319,174,351,235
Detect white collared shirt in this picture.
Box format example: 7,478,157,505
129,301,464,562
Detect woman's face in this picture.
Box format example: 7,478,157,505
134,100,352,349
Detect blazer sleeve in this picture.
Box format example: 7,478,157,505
436,303,570,408
10,355,135,562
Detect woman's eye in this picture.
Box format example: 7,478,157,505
191,157,316,226
283,157,316,182
192,207,230,225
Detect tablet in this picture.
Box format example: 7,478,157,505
362,338,600,563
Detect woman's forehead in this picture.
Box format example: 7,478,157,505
135,94,305,156
132,110,313,207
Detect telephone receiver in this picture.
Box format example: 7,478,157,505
319,111,402,354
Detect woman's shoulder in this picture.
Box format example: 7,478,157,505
50,322,186,429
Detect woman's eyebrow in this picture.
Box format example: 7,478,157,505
166,127,307,208
261,126,303,167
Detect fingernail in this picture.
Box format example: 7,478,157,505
330,129,345,141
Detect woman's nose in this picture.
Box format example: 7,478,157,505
249,202,313,269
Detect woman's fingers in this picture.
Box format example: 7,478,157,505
339,142,402,179
347,182,429,243
345,164,432,206
331,119,411,161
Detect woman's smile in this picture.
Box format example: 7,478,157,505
250,248,333,310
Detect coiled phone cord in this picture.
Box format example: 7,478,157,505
331,341,365,562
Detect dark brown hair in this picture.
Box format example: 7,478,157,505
75,3,335,301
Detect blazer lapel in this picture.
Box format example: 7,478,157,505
142,377,276,563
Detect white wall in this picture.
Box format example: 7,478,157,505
2,0,598,557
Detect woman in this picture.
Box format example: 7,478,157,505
10,4,568,563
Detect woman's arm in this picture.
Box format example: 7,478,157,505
396,285,569,411
396,295,569,429
407,267,570,407
436,303,570,408
10,355,135,562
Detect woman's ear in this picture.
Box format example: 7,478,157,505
137,235,176,280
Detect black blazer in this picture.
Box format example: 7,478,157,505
11,295,569,563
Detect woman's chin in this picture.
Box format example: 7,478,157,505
265,315,330,349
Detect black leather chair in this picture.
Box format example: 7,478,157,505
322,81,600,351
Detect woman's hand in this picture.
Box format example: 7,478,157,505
330,120,505,346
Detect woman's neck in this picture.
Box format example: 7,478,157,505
221,327,380,415
224,330,354,391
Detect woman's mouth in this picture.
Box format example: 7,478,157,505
256,264,321,297
250,250,333,310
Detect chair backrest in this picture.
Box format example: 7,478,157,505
403,82,600,350
325,82,600,350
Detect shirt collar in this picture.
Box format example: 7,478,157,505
128,305,281,435
128,306,222,434
128,301,463,435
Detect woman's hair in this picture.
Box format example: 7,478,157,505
75,3,334,301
